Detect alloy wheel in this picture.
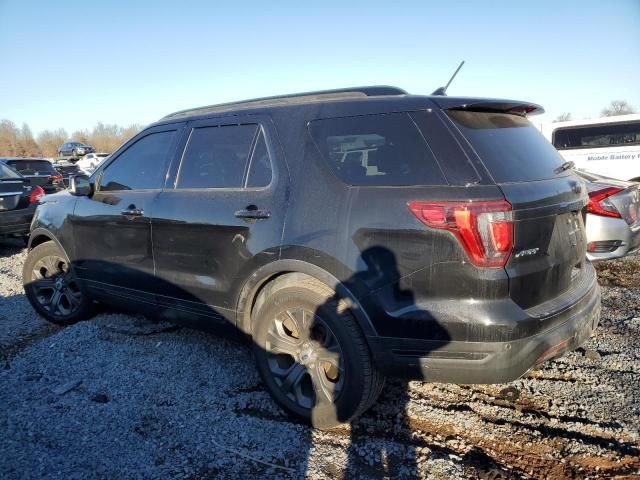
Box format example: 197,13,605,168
29,254,83,318
265,307,345,410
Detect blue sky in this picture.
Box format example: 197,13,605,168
1,0,639,135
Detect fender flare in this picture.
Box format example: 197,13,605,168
28,228,71,262
235,259,377,338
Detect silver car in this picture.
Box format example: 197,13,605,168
577,171,640,261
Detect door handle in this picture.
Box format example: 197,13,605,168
234,208,271,219
121,206,144,217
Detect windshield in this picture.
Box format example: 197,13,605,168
448,110,566,183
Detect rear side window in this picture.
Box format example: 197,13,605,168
7,160,56,174
246,129,272,187
0,163,20,179
177,125,257,189
309,113,446,186
100,130,176,191
447,110,565,183
553,121,640,149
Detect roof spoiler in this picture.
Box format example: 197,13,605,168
431,97,545,116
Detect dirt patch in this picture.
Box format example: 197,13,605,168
594,254,640,288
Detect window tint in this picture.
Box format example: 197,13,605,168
309,113,446,186
553,121,640,149
447,110,565,183
177,125,257,189
7,160,56,174
246,129,272,187
100,130,176,191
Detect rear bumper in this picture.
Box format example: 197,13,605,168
586,213,640,261
368,265,601,383
0,203,36,235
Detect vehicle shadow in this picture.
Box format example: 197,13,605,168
310,246,450,478
19,245,453,478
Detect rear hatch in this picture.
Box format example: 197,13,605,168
0,164,29,212
443,106,588,309
6,159,57,188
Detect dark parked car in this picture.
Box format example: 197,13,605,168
23,86,601,429
53,160,84,187
0,158,64,193
0,162,44,241
57,142,95,158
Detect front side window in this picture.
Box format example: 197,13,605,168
309,112,446,186
99,130,176,191
553,121,640,150
177,124,258,189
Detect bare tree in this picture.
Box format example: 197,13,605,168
601,100,636,117
71,129,91,144
0,120,20,156
89,122,142,152
17,123,42,157
1,120,143,158
37,128,68,158
553,112,572,122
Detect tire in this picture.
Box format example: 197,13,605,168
22,242,94,325
251,273,385,430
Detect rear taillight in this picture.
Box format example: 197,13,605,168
49,173,63,182
29,185,45,203
587,186,623,219
407,200,513,268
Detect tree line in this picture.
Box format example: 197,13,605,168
0,120,143,158
554,100,636,123
1,99,635,157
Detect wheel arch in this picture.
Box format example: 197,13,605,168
28,228,71,261
235,259,377,339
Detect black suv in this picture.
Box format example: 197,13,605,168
23,87,601,428
0,158,65,193
58,142,95,158
0,162,44,240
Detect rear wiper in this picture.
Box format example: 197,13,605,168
555,160,574,173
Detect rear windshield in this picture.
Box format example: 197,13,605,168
6,160,56,174
447,110,566,183
0,163,21,179
309,112,446,186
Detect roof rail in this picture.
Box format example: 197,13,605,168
162,86,407,120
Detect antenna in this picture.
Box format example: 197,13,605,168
431,61,465,96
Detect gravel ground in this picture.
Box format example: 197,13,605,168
1,238,639,479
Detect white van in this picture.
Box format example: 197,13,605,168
534,114,640,181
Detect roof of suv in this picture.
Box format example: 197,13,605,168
158,86,544,124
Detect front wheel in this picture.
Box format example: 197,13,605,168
251,274,384,430
23,242,94,325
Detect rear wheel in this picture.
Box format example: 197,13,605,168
251,274,384,429
23,242,94,325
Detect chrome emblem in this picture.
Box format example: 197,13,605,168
515,247,539,258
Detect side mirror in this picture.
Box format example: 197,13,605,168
69,175,92,196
